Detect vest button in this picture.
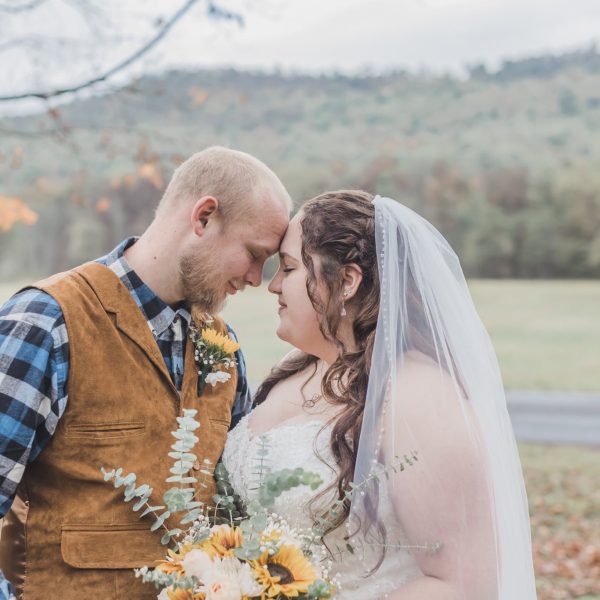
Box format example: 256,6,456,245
192,460,201,471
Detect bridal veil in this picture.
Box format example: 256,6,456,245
348,196,537,599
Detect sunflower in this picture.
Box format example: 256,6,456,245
200,328,240,355
252,544,317,598
202,524,244,558
165,589,199,600
155,546,189,576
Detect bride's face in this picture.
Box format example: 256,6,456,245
268,213,329,354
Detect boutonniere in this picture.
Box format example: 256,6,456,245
189,320,240,396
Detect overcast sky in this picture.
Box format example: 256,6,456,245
1,0,599,113
166,0,600,74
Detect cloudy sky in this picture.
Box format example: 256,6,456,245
168,0,600,74
1,0,599,113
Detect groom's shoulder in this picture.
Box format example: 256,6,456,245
0,288,66,364
0,286,64,327
224,322,239,342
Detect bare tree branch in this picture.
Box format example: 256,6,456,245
0,0,48,13
0,0,243,102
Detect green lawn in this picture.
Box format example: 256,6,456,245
1,278,598,391
223,279,600,392
469,280,600,392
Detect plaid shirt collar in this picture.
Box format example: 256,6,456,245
98,237,192,337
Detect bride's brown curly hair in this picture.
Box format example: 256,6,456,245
254,189,380,536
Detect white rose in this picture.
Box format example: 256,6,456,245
200,557,263,600
181,548,213,579
204,579,243,600
157,588,171,600
233,560,264,597
205,371,231,387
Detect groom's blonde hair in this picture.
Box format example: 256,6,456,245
156,146,291,221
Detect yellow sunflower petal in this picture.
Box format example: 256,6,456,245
201,328,240,354
252,544,317,597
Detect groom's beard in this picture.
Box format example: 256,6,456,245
179,251,226,314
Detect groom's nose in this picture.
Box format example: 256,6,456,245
244,262,263,287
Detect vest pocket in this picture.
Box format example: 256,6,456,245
61,523,162,569
65,421,145,439
209,417,231,430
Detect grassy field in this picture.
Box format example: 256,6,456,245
469,280,600,392
0,278,598,597
1,278,598,391
221,279,600,392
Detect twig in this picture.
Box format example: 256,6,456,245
0,0,241,102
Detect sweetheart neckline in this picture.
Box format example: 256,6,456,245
236,412,332,442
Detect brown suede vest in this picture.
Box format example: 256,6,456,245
0,262,237,599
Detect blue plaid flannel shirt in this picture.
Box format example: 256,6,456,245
0,238,252,599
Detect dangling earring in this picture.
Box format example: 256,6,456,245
341,291,348,317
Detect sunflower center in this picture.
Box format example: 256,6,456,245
267,563,294,585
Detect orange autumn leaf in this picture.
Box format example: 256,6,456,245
70,192,84,206
138,162,164,190
11,146,23,169
123,174,136,189
95,197,111,213
188,87,209,106
0,196,39,232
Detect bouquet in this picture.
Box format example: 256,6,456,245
101,409,339,600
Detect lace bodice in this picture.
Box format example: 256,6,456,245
222,413,422,599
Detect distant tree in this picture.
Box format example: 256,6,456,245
558,89,579,116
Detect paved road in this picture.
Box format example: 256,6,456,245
507,391,600,446
249,383,600,446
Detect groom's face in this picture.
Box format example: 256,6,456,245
180,199,288,312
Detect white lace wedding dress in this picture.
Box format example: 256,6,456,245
222,412,422,599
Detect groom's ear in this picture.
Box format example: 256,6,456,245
191,196,219,235
340,263,363,300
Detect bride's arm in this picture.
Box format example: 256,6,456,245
384,575,461,599
382,360,498,600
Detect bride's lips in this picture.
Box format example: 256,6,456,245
278,301,287,313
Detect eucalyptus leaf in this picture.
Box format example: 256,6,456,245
140,505,165,519
168,451,196,461
150,511,171,532
165,475,197,484
132,496,149,512
180,508,202,524
122,473,136,487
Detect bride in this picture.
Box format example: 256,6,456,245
222,191,537,599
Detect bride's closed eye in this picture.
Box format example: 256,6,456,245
283,266,294,273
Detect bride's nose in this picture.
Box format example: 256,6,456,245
268,268,283,295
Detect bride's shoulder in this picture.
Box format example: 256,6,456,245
397,350,449,382
393,351,477,454
395,350,465,411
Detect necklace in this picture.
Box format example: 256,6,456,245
303,392,323,409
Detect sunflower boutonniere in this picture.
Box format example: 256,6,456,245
189,321,240,396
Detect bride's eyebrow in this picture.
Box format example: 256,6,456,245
279,251,298,262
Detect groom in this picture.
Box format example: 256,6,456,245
0,147,291,599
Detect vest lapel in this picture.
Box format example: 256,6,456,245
74,262,176,392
